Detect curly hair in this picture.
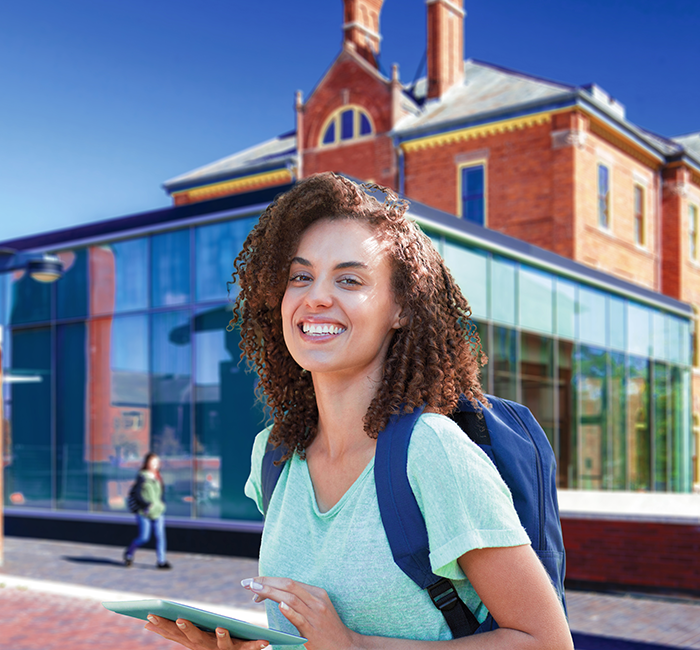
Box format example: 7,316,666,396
228,172,487,460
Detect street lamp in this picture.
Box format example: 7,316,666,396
0,248,64,566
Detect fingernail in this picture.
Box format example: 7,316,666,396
251,581,264,591
280,601,289,610
260,644,269,649
147,615,158,625
252,594,261,603
217,630,226,638
176,621,186,629
241,578,254,587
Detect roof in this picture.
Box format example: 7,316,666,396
673,132,700,164
163,132,297,193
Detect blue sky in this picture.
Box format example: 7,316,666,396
1,0,698,242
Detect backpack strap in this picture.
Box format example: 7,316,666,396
374,407,481,638
261,440,289,515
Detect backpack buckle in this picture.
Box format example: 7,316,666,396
427,578,459,612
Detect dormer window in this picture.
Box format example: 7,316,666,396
320,106,374,146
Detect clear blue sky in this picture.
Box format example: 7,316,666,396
1,0,698,242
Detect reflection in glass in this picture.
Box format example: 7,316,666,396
491,257,516,326
652,312,666,361
628,303,650,358
152,309,192,516
152,230,190,307
6,327,52,507
56,323,89,510
195,217,257,304
56,249,88,320
194,306,265,520
492,325,516,401
90,314,150,512
555,280,576,340
577,346,607,490
521,333,554,446
519,267,553,334
91,239,149,315
610,352,627,489
558,341,574,488
444,243,488,320
628,355,650,491
671,368,691,491
608,297,626,352
9,270,51,325
578,287,606,348
653,362,669,491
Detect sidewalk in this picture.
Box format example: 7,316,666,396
1,536,699,649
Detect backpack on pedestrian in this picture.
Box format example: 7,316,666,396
127,473,148,514
261,393,567,639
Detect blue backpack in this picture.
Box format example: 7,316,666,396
261,394,567,638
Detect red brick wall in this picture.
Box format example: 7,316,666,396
562,517,700,594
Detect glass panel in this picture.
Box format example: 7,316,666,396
322,120,336,145
491,256,516,326
56,323,89,510
195,216,257,304
56,249,88,320
610,352,627,489
91,238,149,315
608,296,626,352
671,368,691,492
521,333,554,446
443,243,488,320
578,286,607,347
461,166,485,226
8,269,51,325
359,112,372,136
598,164,609,228
492,325,517,401
152,309,192,517
341,109,354,140
555,279,576,340
679,320,691,366
5,327,52,507
576,345,607,490
652,311,666,361
519,266,553,334
653,362,669,491
557,341,575,488
194,305,265,520
628,355,651,491
152,230,190,308
89,314,150,513
666,316,681,365
628,302,651,358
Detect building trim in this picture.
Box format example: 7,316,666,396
171,168,293,203
342,21,382,41
589,118,663,170
426,0,466,17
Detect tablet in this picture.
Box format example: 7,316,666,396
102,599,307,646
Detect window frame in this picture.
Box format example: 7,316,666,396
457,160,487,226
597,163,611,230
633,183,646,248
319,105,375,147
690,203,699,263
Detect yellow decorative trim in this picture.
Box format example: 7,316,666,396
588,119,662,170
172,169,293,202
401,112,553,153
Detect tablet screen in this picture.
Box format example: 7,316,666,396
102,599,306,646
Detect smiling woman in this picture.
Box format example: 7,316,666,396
144,172,573,650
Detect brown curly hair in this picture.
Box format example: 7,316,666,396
229,172,486,460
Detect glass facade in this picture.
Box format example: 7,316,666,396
0,208,695,531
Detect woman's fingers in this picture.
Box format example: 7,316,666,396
214,627,270,650
144,615,269,650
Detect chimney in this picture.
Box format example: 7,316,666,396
426,0,465,99
343,0,384,67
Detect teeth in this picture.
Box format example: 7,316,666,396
302,323,345,335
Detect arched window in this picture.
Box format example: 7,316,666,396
320,106,374,146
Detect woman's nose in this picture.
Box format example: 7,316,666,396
305,278,333,308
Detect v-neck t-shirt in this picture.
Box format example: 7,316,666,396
244,412,530,647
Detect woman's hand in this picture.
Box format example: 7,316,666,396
241,577,358,650
144,615,270,650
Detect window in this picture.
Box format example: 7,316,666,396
634,184,645,246
460,164,485,225
320,106,373,146
598,164,610,229
690,204,699,262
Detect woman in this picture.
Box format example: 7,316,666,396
145,173,572,649
124,452,172,570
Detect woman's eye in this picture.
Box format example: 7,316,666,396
338,276,361,286
289,272,312,283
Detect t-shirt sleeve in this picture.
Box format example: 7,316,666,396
407,413,531,581
244,426,272,515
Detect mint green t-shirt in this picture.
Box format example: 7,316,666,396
244,413,530,647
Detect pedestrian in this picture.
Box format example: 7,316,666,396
145,172,572,648
124,452,172,570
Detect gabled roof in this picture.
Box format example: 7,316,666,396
673,132,700,165
163,132,297,193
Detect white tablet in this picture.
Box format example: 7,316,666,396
102,599,306,646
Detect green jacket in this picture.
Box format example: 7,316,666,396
138,470,166,519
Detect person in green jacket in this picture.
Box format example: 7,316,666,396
124,452,172,569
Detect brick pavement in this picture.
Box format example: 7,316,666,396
1,536,700,649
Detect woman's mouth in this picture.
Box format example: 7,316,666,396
301,322,346,336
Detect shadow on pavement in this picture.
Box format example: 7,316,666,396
62,556,126,567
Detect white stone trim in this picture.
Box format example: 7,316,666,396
426,0,466,18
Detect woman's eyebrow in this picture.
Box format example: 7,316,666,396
291,257,367,270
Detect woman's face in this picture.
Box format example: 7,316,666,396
281,218,402,384
147,456,161,471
